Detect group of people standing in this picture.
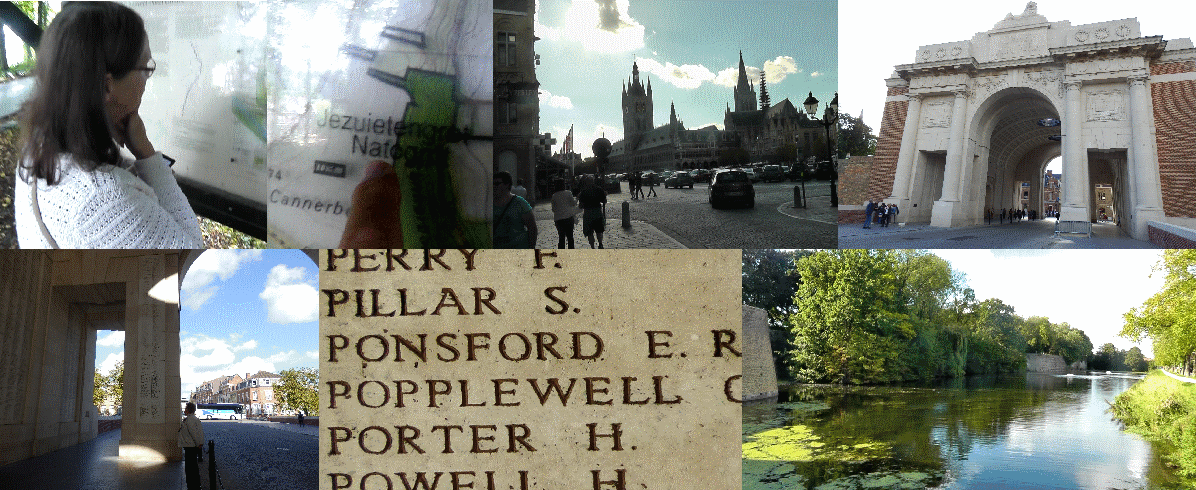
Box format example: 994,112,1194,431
493,171,608,249
862,200,899,229
984,207,1037,224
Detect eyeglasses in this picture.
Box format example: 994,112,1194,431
133,58,156,78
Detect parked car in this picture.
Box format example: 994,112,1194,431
742,168,760,182
641,171,659,186
691,169,713,183
709,169,754,208
761,165,785,183
665,171,695,189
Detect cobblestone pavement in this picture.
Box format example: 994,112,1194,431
531,180,838,249
203,419,317,490
839,218,1158,249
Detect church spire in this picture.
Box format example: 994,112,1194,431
759,68,770,110
670,101,678,126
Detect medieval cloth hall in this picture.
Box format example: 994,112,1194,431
856,3,1196,243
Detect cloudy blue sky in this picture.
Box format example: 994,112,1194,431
935,249,1164,357
535,0,838,158
94,250,319,395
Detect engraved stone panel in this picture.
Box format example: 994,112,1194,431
319,250,742,490
923,100,953,128
1086,89,1126,122
1066,19,1141,47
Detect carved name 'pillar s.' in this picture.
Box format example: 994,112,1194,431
1060,80,1089,222
941,89,969,203
1128,75,1165,238
888,93,923,206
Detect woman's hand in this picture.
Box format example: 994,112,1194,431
114,113,156,160
339,160,404,248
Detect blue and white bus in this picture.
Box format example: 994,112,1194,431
196,403,244,420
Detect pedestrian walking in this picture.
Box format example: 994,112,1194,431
577,175,606,249
493,171,537,248
646,174,657,198
863,200,874,229
178,402,206,490
550,181,580,249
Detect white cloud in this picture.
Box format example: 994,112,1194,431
180,250,264,310
233,340,258,352
178,333,279,394
810,71,824,77
634,57,715,90
259,265,318,324
182,285,218,311
97,331,125,348
713,56,803,88
98,352,123,375
539,89,574,109
537,0,645,53
764,56,800,82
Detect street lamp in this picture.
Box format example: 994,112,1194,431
804,92,839,206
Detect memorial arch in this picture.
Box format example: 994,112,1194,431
869,3,1196,240
0,250,316,466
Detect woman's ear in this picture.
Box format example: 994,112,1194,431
103,73,114,101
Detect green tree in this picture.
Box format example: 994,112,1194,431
93,371,105,410
276,367,319,415
1124,346,1148,372
1123,250,1196,376
836,111,877,156
790,250,905,384
106,361,124,407
743,249,811,380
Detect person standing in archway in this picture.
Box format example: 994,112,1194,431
178,402,206,490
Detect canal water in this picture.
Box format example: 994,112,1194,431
743,372,1191,489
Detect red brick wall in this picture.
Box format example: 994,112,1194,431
839,155,875,205
1151,61,1196,218
1149,225,1196,248
866,86,909,202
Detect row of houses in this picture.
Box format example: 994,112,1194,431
188,371,283,415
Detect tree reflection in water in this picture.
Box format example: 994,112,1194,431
743,374,1189,490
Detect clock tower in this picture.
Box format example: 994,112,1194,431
621,61,654,147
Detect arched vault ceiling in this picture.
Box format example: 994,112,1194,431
981,93,1060,180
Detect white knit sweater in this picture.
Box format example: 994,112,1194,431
15,152,205,249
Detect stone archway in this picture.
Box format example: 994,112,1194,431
872,4,1178,240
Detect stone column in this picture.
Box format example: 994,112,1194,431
931,89,969,227
887,93,923,207
1059,81,1089,222
1129,75,1165,239
119,254,182,462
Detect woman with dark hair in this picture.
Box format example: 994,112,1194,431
15,1,203,248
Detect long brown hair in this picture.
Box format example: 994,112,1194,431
20,2,147,185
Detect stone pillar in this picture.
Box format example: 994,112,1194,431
887,93,923,211
741,306,777,401
119,254,182,462
931,89,969,227
1129,75,1165,239
1060,81,1089,222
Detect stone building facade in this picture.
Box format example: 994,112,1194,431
494,0,540,199
848,3,1196,242
609,55,830,174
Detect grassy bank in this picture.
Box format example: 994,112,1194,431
1110,370,1196,478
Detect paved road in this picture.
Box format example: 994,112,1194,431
204,419,317,490
534,179,838,249
839,217,1158,249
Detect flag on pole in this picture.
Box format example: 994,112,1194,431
564,125,573,155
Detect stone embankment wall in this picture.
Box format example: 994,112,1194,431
1026,353,1069,372
742,305,778,401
